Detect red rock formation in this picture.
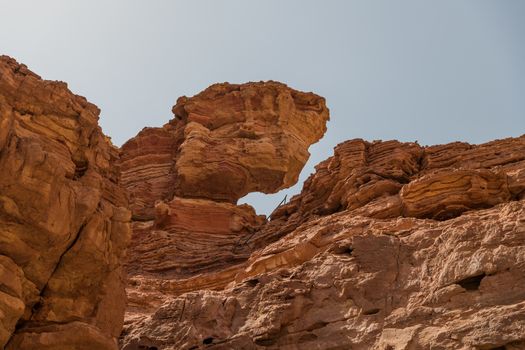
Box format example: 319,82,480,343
271,137,525,225
119,82,331,334
171,83,329,203
121,133,525,349
127,197,265,278
120,82,329,219
0,56,130,349
4,53,521,350
123,200,525,349
119,127,181,220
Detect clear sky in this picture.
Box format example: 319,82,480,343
1,1,524,215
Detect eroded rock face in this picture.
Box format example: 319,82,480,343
126,197,265,278
171,82,329,203
123,202,525,349
271,137,525,225
120,82,330,338
0,56,130,349
121,135,525,349
120,82,329,219
9,54,523,350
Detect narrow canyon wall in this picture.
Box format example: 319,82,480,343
0,56,131,349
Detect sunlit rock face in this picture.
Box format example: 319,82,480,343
118,82,331,346
119,81,329,220
271,136,525,225
5,53,521,350
170,82,329,203
0,56,131,350
121,131,525,349
124,202,525,350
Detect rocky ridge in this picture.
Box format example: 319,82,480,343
1,55,524,350
121,133,525,349
119,82,525,348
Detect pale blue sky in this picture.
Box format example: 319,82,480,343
1,1,524,215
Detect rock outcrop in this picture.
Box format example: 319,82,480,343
124,201,525,350
2,54,524,350
119,82,331,338
121,133,525,349
119,82,329,219
271,137,525,225
0,56,131,349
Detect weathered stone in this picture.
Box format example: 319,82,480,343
120,132,525,349
172,82,329,203
0,56,130,349
125,197,265,278
272,136,525,225
122,199,525,350
400,168,511,219
119,127,183,220
9,53,522,350
120,82,329,219
119,82,330,340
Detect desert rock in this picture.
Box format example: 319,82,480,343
0,56,131,350
121,134,525,349
123,201,525,349
120,82,330,334
120,82,329,219
3,54,523,350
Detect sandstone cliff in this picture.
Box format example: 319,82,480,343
1,55,524,350
120,82,329,220
118,82,331,334
119,82,525,348
0,56,131,349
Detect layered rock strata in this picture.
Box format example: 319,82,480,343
124,201,525,349
119,82,330,344
121,135,525,349
271,137,525,228
4,54,521,349
0,56,131,349
119,81,329,219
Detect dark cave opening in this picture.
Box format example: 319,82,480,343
457,273,486,291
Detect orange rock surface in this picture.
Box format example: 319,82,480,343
124,200,525,349
120,82,330,337
121,134,525,349
120,82,329,219
171,83,329,203
271,137,525,225
127,197,265,278
2,54,524,350
0,56,131,349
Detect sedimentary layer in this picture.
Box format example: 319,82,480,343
0,56,131,350
121,135,525,350
119,82,329,219
119,82,331,335
3,54,523,350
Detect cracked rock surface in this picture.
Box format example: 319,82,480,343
119,80,525,348
0,56,131,349
2,54,524,350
